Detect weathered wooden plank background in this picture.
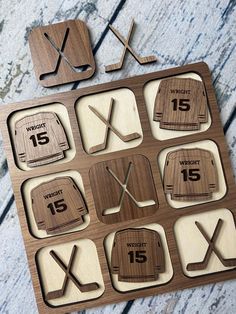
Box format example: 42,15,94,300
0,0,235,313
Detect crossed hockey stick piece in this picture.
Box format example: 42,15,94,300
105,19,157,72
45,245,99,300
187,219,236,271
88,98,141,154
40,28,88,80
103,162,155,215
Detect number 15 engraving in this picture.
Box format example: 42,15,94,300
128,250,147,263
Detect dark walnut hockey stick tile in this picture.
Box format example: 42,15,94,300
89,155,158,224
29,19,95,87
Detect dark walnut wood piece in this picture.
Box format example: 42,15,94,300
1,63,236,313
88,97,141,154
105,19,157,72
164,148,218,201
29,19,95,87
31,177,87,234
45,245,99,300
154,78,208,130
111,228,165,282
89,155,158,224
187,219,236,271
14,112,69,167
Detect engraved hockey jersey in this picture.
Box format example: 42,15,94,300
111,228,165,282
153,78,208,130
15,112,69,167
164,148,218,201
31,177,87,234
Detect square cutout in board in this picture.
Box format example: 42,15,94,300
8,103,76,171
22,170,89,239
174,208,236,277
158,140,226,209
144,73,211,141
76,88,143,156
104,223,173,292
36,239,104,307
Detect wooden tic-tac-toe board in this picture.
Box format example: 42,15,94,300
0,62,236,313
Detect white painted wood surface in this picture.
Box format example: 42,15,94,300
0,0,235,313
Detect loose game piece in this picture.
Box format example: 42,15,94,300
111,228,165,282
105,19,157,72
14,112,69,167
29,20,95,87
153,78,208,130
31,177,87,234
163,148,218,201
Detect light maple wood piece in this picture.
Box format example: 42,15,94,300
111,228,165,282
29,20,95,87
31,177,87,234
14,112,69,167
45,245,99,301
187,219,236,271
154,78,208,130
105,19,157,72
164,148,218,201
89,155,158,224
88,97,141,154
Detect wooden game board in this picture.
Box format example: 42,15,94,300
0,62,236,313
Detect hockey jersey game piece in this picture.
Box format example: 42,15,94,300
164,148,218,201
31,177,87,234
111,228,165,282
153,78,208,130
14,112,69,167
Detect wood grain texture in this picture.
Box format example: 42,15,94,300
0,62,236,314
0,1,236,313
14,111,69,167
105,19,157,72
154,78,208,130
31,177,87,234
29,19,95,87
89,155,158,223
110,228,165,282
163,148,218,201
